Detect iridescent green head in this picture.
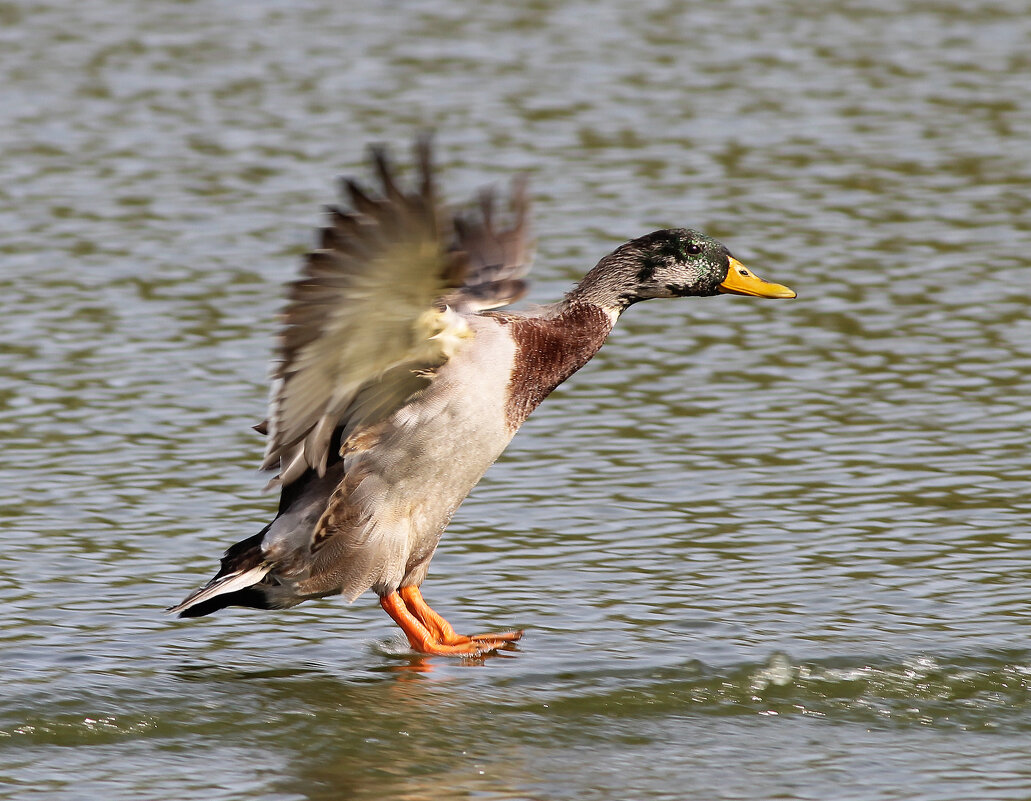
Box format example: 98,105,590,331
572,228,795,312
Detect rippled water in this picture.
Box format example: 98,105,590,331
3,0,1031,798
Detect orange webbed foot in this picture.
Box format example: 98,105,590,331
380,588,522,656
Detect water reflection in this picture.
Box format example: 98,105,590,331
161,650,1031,800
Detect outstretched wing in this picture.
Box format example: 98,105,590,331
446,176,533,312
262,138,532,489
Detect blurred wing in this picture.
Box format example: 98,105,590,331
445,176,534,312
263,139,470,488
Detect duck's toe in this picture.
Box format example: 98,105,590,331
382,588,523,657
469,630,523,643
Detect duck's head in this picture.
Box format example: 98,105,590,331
572,228,795,314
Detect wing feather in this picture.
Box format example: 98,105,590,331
260,137,533,489
446,176,534,311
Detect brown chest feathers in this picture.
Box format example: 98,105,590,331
498,302,614,430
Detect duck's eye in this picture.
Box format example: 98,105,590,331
685,242,702,255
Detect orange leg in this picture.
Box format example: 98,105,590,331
379,592,500,655
379,590,523,656
398,586,523,645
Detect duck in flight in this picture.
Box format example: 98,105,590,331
170,138,796,655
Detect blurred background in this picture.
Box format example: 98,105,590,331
1,1,1030,799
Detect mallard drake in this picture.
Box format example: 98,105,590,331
170,138,795,655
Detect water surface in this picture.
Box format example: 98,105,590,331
2,1,1031,798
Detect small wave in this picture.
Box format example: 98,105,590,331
525,650,1031,731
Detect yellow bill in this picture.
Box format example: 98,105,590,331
718,257,796,299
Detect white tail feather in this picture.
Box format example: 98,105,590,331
167,565,271,615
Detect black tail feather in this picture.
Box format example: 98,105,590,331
217,528,269,578
176,585,277,618
170,526,276,618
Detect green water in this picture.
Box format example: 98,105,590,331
2,1,1031,798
